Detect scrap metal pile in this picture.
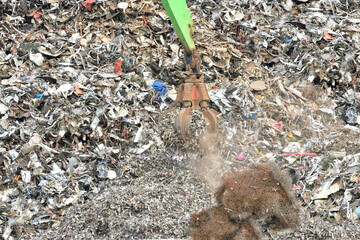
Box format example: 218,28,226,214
1,0,360,239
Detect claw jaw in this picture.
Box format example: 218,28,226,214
175,108,192,141
175,107,219,141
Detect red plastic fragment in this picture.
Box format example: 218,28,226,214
142,14,147,25
81,0,95,11
274,122,283,130
114,59,122,76
75,86,84,95
324,31,334,40
33,12,41,19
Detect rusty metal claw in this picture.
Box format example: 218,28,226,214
202,109,219,133
174,50,220,140
175,108,192,140
160,1,221,141
159,50,220,141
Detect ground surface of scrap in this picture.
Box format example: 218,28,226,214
1,0,360,239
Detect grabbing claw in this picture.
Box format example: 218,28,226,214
171,50,220,141
159,51,220,141
159,2,220,141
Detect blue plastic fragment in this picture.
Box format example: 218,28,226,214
35,92,43,98
244,110,260,119
97,162,108,178
354,206,360,219
171,31,176,42
151,80,167,101
346,106,357,124
284,37,292,43
33,215,49,224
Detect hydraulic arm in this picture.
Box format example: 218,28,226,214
161,0,220,140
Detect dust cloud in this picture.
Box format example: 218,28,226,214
190,133,300,240
195,132,224,192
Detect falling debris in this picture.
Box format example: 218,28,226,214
191,163,300,240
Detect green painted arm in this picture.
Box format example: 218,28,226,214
161,0,196,52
